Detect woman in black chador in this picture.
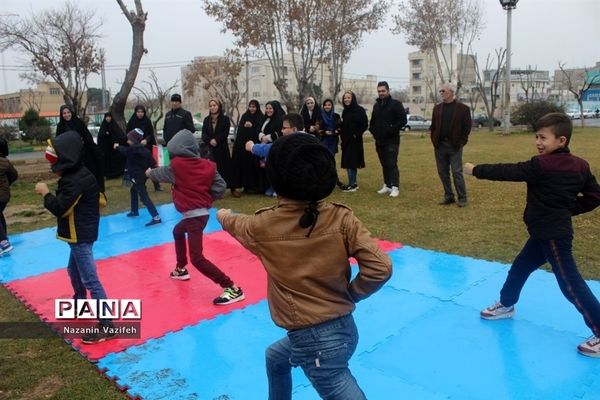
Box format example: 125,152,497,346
98,112,126,179
56,104,105,192
202,99,233,193
127,105,161,191
230,100,263,196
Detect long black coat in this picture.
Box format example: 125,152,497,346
97,120,126,178
230,110,263,191
202,114,231,187
340,106,368,169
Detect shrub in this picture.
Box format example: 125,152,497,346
511,101,565,130
18,108,52,143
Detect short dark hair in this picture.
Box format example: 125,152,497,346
283,113,304,131
533,112,573,146
377,81,389,90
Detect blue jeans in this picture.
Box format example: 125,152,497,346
266,314,366,400
67,242,110,326
500,238,600,336
346,169,357,186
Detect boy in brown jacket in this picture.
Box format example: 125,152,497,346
217,133,392,399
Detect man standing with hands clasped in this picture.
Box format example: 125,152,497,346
429,82,472,207
163,93,195,145
369,81,407,198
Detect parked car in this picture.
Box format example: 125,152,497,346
473,114,501,128
583,109,596,119
402,115,430,131
566,109,581,119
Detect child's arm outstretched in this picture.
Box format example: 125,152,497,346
464,158,538,182
147,166,174,184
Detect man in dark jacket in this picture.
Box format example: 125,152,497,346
369,81,407,198
163,93,195,145
430,82,472,207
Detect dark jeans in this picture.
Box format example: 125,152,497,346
346,169,357,186
434,140,467,202
266,314,366,400
500,237,600,336
0,202,7,241
173,215,233,288
130,179,158,217
375,141,400,188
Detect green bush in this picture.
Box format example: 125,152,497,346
18,108,52,143
511,101,565,130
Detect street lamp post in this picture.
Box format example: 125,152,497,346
500,0,518,134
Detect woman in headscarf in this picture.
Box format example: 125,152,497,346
97,112,126,178
257,100,286,196
127,105,161,191
317,98,343,189
202,99,232,192
299,96,320,137
230,100,263,197
56,104,105,192
339,91,368,192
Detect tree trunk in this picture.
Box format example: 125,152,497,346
111,3,146,131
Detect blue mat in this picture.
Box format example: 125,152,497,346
98,247,600,399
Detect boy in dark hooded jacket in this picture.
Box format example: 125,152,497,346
115,128,161,226
35,131,114,344
147,129,245,306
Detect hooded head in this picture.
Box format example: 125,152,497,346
127,128,144,144
267,133,337,202
47,131,83,173
167,129,200,158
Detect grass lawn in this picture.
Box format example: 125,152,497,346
1,127,600,398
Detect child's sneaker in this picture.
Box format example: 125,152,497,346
81,323,117,344
145,217,162,227
578,335,600,358
480,301,515,320
213,287,245,306
170,267,190,281
0,240,13,256
126,212,139,217
342,184,358,192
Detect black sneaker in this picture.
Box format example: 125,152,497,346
126,212,139,217
145,217,162,227
336,181,346,189
213,287,245,305
170,267,190,281
81,323,117,344
342,184,358,192
438,198,455,205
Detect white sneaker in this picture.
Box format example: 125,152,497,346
389,186,400,197
480,301,515,320
578,335,600,358
377,184,391,194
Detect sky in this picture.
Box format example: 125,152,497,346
1,0,599,96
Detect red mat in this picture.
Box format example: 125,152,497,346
6,232,401,360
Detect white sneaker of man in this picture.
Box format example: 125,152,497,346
389,186,400,197
377,184,391,194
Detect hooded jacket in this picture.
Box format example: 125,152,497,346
148,130,226,218
43,131,100,243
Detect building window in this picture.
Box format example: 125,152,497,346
412,73,421,80
251,66,261,74
412,86,422,94
50,87,60,95
411,59,422,67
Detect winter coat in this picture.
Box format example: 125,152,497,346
369,96,407,144
341,104,368,169
0,157,18,203
202,114,232,187
97,118,126,178
430,100,472,149
163,107,195,145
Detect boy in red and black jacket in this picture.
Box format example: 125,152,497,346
147,129,244,306
464,112,600,358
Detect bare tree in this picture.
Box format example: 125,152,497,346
0,2,103,119
110,0,147,129
557,62,600,128
392,0,484,95
474,48,506,132
184,50,245,125
324,0,388,102
20,89,44,112
133,70,178,133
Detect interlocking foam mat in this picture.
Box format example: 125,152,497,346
2,203,599,399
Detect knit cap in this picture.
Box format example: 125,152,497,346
127,128,144,144
266,133,337,201
45,141,58,165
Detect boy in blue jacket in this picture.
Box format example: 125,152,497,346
116,128,161,226
464,112,600,357
35,131,114,344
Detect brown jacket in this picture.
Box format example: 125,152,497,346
219,198,392,330
0,157,18,203
430,100,472,148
